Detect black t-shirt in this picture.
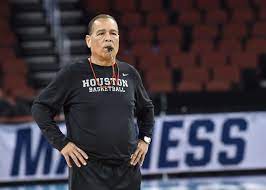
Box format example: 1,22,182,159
32,59,154,161
0,99,12,117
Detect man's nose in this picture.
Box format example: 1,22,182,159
104,33,112,42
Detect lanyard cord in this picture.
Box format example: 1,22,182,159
88,58,120,87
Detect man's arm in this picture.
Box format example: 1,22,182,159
130,68,155,166
31,65,88,167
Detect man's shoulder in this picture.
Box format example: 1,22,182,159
60,59,87,72
118,60,141,82
118,60,138,73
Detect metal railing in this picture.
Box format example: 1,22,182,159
43,0,71,67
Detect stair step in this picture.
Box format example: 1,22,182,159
60,10,83,19
24,56,57,65
10,0,40,4
11,3,43,12
20,34,53,41
22,48,56,56
59,0,80,3
14,12,46,26
33,72,57,81
14,19,46,26
16,26,53,41
17,26,48,35
29,63,60,72
69,39,86,47
11,0,86,89
63,25,87,34
21,41,53,49
58,1,80,10
71,54,88,60
15,12,44,20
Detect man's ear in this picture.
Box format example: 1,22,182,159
85,35,91,48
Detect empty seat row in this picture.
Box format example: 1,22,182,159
118,38,266,58
118,22,266,46
119,51,259,73
81,0,262,12
143,65,244,93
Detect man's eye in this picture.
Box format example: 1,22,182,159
111,32,117,35
97,33,104,36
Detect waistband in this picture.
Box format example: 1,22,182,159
87,155,131,166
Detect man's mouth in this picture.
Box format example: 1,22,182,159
104,46,114,52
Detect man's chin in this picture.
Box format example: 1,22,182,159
101,52,116,60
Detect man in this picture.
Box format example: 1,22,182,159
32,14,154,190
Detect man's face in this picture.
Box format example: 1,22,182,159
86,18,119,60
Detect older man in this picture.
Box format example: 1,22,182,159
32,14,154,190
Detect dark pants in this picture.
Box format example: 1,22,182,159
69,159,141,190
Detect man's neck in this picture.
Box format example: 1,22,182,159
90,55,115,66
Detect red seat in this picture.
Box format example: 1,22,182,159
259,7,266,20
246,39,266,53
120,12,142,28
145,68,171,78
0,19,11,30
118,29,129,45
181,67,209,83
0,48,16,61
217,39,243,55
226,0,250,9
2,58,27,74
139,53,167,71
158,42,181,56
83,0,110,12
193,25,218,40
146,11,168,27
145,68,172,93
231,9,254,23
206,80,231,92
157,26,182,43
148,82,173,93
3,74,28,89
179,10,201,25
171,0,194,11
117,53,136,67
128,27,153,43
0,2,10,17
254,0,266,8
196,0,221,10
12,87,36,99
206,65,240,91
205,10,228,24
130,43,154,56
212,65,240,83
200,52,227,68
178,81,203,92
3,74,35,99
252,22,266,37
170,52,197,69
190,40,214,53
139,0,162,12
0,32,16,47
230,52,258,69
223,23,247,39
113,0,136,12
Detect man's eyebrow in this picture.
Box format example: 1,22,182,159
110,29,118,32
96,29,118,33
96,29,106,33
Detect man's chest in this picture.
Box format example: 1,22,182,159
68,72,136,107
